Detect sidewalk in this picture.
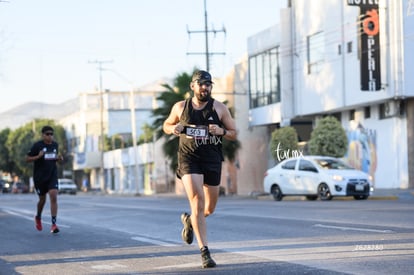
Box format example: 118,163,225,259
80,188,414,201
369,188,414,200
251,188,414,201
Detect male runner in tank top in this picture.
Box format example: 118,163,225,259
26,125,63,234
163,70,237,268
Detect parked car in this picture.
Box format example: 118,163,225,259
263,156,373,201
58,178,77,195
1,180,12,193
11,182,30,193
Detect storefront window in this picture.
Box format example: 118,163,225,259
307,31,325,74
249,47,280,108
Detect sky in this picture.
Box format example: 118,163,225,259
0,0,285,113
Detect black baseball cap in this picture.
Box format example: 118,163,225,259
41,125,54,134
192,70,213,84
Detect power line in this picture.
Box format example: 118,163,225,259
88,59,113,193
408,0,414,16
186,0,226,71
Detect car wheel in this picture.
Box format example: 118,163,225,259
306,195,318,201
353,195,368,200
271,185,283,201
318,183,333,201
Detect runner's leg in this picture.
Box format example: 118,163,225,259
49,189,58,220
181,174,207,249
203,185,220,217
36,195,46,217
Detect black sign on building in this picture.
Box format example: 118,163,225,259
348,0,381,91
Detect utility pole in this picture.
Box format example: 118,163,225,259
88,59,113,193
103,68,141,195
186,0,226,71
409,0,414,16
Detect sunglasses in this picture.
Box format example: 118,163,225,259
195,81,212,87
44,132,54,136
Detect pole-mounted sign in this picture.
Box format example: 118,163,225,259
348,0,381,91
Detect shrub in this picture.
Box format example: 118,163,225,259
270,126,299,162
308,116,348,157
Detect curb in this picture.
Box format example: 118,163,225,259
254,194,400,201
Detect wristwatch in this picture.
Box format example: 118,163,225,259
222,128,227,136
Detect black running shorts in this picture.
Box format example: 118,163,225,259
34,178,58,196
177,160,222,186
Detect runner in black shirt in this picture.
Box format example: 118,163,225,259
163,70,237,268
26,125,63,234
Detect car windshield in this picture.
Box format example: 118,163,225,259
314,158,354,170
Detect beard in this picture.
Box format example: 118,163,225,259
196,90,211,102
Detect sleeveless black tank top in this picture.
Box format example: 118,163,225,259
178,97,224,162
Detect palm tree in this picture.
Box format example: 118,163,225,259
152,70,241,173
152,72,192,171
222,107,241,162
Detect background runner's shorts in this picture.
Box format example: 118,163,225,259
34,178,58,196
177,161,222,186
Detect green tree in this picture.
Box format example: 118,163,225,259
6,126,35,179
0,128,13,173
6,119,69,182
110,134,128,149
270,126,299,162
152,72,192,171
137,123,155,145
152,70,241,171
222,106,241,162
308,116,348,157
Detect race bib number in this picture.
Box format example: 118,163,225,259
44,153,57,160
185,125,208,138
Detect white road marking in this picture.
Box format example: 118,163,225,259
91,263,127,270
3,208,70,228
313,223,394,233
154,262,199,269
131,236,178,247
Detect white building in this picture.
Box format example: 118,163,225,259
59,0,414,194
59,77,238,196
59,87,174,194
235,0,414,191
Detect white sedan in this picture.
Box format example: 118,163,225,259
58,178,77,195
263,156,373,201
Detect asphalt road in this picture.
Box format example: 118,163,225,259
0,193,413,274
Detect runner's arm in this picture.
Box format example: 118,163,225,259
218,103,237,141
163,101,185,136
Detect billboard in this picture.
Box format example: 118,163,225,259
348,0,381,91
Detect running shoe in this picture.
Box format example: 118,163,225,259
180,212,193,244
35,216,42,231
50,224,60,234
201,247,216,268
